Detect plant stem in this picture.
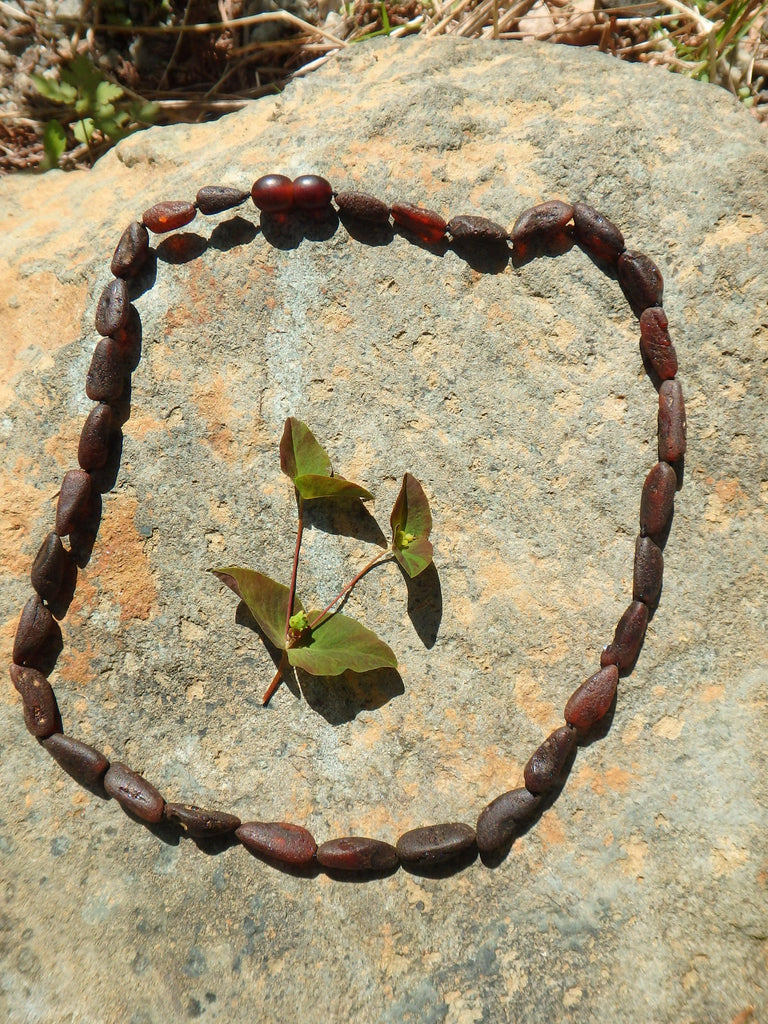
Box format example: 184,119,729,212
262,650,288,706
309,550,394,630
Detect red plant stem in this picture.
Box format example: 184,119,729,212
283,492,304,642
262,650,288,706
309,551,394,630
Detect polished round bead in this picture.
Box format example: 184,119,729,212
142,201,196,234
250,174,294,213
292,174,333,210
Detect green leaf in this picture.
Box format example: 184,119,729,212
287,612,397,676
96,80,124,106
31,73,77,105
293,474,373,502
390,472,434,578
72,118,95,145
128,100,160,124
279,417,332,481
40,120,66,170
210,566,303,649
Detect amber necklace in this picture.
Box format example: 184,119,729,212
10,173,686,876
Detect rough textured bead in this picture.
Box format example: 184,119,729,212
85,338,126,403
600,600,649,671
564,665,619,731
292,174,333,210
447,215,508,244
78,403,114,471
30,531,66,603
640,307,678,380
316,837,399,872
390,203,447,245
195,185,250,215
236,821,317,865
9,664,60,738
12,594,54,665
524,725,577,795
617,250,664,314
633,535,664,608
164,803,242,837
104,762,165,823
510,200,574,250
334,190,390,224
658,379,687,462
571,202,625,262
42,733,109,787
55,470,93,537
395,823,476,866
640,461,677,539
94,277,130,337
111,221,150,278
142,200,196,234
250,174,294,213
476,788,541,854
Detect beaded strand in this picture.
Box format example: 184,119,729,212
9,173,686,876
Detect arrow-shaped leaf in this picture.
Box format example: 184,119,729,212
294,474,373,502
280,417,332,482
287,612,397,676
390,473,434,578
210,566,303,649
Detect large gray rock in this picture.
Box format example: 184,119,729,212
1,37,766,1024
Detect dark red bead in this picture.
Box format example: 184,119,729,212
640,461,677,539
617,250,664,315
142,201,196,234
104,762,165,823
510,200,574,251
395,823,476,866
236,821,317,866
42,733,109,787
523,725,577,795
78,403,114,471
164,803,242,837
658,379,687,462
95,278,129,337
250,174,294,213
633,535,664,608
390,202,447,245
292,174,333,210
9,664,61,738
195,185,250,215
600,600,649,671
571,202,625,263
55,470,93,537
447,215,509,244
564,665,619,731
12,594,54,666
640,307,678,380
85,338,126,403
334,190,390,224
476,788,541,854
316,837,399,872
111,221,150,278
31,532,66,603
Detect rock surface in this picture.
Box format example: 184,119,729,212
1,36,767,1024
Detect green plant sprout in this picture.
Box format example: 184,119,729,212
211,418,434,705
32,55,159,169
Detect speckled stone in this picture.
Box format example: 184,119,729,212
1,36,766,1024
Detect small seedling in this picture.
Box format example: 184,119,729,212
211,418,433,704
